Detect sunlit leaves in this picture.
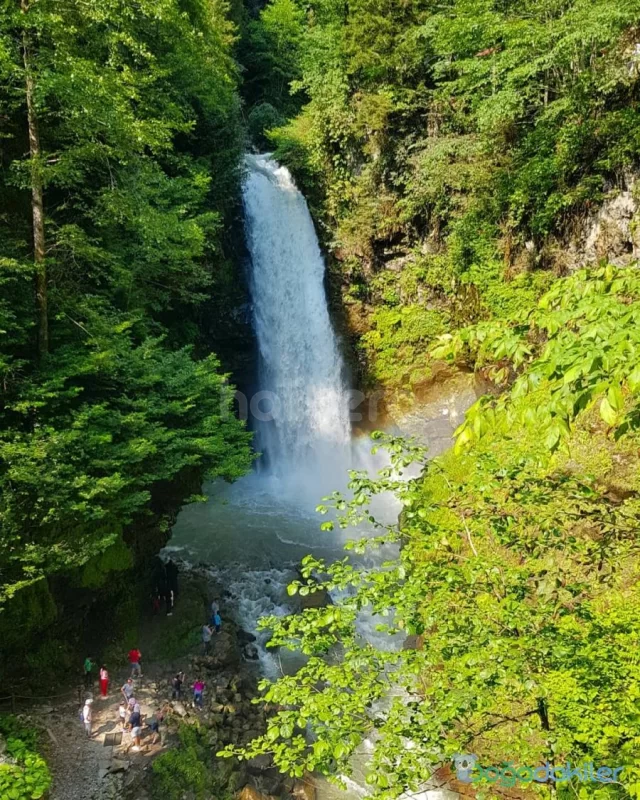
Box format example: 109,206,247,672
436,266,640,452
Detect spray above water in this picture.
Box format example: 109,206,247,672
242,154,351,498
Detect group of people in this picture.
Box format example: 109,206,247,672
118,677,163,750
171,670,206,709
80,647,161,751
79,588,222,749
202,600,222,654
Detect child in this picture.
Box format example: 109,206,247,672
118,702,127,731
213,611,222,634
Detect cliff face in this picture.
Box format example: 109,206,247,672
257,1,640,398
566,177,640,269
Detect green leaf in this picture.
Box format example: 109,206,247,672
599,396,617,426
607,384,624,411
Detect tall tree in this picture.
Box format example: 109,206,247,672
20,0,47,356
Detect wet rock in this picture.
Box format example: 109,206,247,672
238,629,257,644
299,589,332,610
244,644,260,660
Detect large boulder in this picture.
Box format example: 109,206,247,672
244,643,260,660
237,785,277,800
246,754,273,774
299,589,332,610
171,701,188,717
292,776,317,800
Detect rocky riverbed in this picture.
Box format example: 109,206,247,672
13,568,316,800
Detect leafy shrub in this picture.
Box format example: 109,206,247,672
0,717,51,800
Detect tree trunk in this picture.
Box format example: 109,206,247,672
21,0,48,356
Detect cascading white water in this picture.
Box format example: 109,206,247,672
242,154,351,496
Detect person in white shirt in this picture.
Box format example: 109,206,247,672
82,699,93,738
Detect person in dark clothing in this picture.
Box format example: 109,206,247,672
171,672,184,700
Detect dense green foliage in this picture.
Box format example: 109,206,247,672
224,266,640,797
0,717,51,799
0,0,253,604
262,0,640,388
152,723,234,800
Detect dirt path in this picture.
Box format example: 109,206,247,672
41,664,173,800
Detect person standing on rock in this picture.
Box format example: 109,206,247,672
83,656,94,689
192,679,205,708
171,671,184,700
128,703,143,751
210,599,219,617
148,708,165,745
82,699,93,738
99,665,109,698
128,647,142,677
121,677,135,705
202,623,213,655
213,611,222,634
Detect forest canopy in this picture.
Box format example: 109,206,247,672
0,0,253,602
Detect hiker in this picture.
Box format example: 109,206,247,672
128,704,143,751
213,611,222,634
99,665,109,698
82,699,93,738
202,623,213,655
165,558,179,600
171,671,184,700
128,647,142,677
118,702,127,731
121,677,135,704
192,679,205,708
148,709,164,745
83,656,94,689
210,599,219,617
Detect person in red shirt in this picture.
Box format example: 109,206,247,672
128,648,142,678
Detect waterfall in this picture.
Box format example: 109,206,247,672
242,154,351,497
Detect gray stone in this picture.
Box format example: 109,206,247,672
108,758,130,773
172,701,187,717
244,644,260,660
247,754,273,773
